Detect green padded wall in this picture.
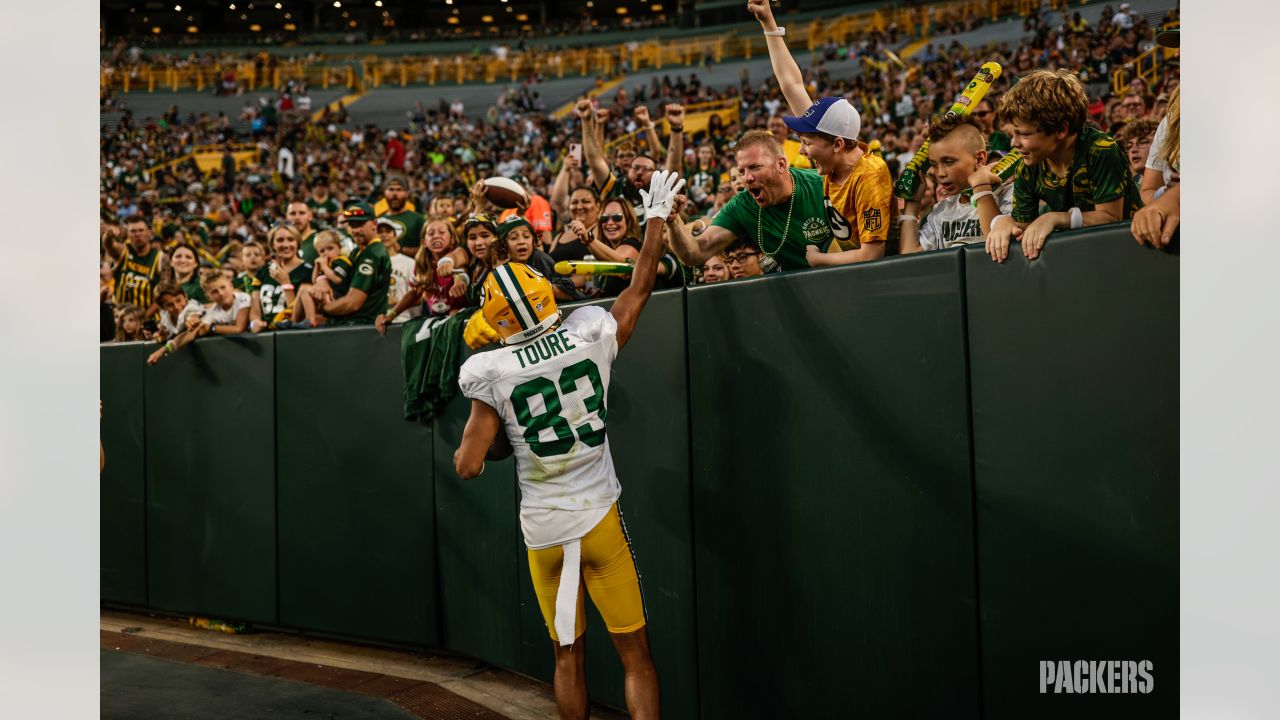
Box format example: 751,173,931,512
275,326,439,646
687,252,981,719
433,382,523,670
143,334,277,624
101,342,148,607
964,231,1178,718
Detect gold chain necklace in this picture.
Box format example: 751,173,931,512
756,170,796,258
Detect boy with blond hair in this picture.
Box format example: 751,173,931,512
986,69,1143,263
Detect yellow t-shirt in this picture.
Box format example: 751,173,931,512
823,143,894,251
783,139,814,170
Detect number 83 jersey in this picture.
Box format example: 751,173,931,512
459,305,621,521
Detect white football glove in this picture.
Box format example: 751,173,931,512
639,169,686,222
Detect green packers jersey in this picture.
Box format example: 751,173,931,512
1011,125,1144,224
379,210,425,252
113,246,162,308
330,240,392,326
711,168,833,271
255,260,314,323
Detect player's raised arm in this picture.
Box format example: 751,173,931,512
748,0,813,116
611,170,684,349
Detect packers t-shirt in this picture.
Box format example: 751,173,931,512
331,240,392,326
823,143,894,251
1011,125,1144,224
378,210,426,253
711,168,833,271
113,246,162,308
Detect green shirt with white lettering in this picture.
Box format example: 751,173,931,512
711,168,833,271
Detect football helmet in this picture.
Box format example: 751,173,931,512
480,262,560,345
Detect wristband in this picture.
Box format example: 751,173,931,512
763,27,786,36
669,125,683,133
281,283,295,291
969,190,994,207
898,214,919,224
1069,206,1083,229
452,269,471,287
165,341,176,353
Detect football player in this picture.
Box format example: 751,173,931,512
452,170,685,720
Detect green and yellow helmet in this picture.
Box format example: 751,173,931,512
480,262,560,345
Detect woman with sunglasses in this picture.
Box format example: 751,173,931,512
585,198,685,296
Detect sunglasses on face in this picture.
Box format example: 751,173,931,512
600,213,625,224
972,110,992,118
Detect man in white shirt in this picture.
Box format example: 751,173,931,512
1112,2,1135,30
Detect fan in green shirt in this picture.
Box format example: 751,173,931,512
987,69,1144,264
287,201,321,263
324,202,393,326
379,175,425,257
664,131,838,272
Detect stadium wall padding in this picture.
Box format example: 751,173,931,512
101,342,149,607
142,334,278,624
102,225,1178,718
686,250,982,719
275,325,440,647
964,231,1179,719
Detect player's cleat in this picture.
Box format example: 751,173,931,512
480,262,560,345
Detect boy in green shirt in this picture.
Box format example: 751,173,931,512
987,69,1143,263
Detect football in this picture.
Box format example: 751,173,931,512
482,176,529,209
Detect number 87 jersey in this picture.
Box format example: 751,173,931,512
458,305,621,517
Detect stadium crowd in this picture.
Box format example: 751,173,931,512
101,2,1180,359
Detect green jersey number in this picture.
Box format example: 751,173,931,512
509,359,607,458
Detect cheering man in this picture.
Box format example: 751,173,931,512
748,0,894,264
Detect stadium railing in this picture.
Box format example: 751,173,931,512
101,0,1083,94
1111,19,1180,96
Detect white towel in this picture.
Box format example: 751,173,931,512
554,539,582,646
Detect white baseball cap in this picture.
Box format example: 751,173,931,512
782,97,861,141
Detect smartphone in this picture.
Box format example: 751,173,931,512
569,143,583,164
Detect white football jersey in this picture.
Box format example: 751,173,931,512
919,182,1014,252
459,305,621,548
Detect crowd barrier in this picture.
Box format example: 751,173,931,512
100,224,1177,718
